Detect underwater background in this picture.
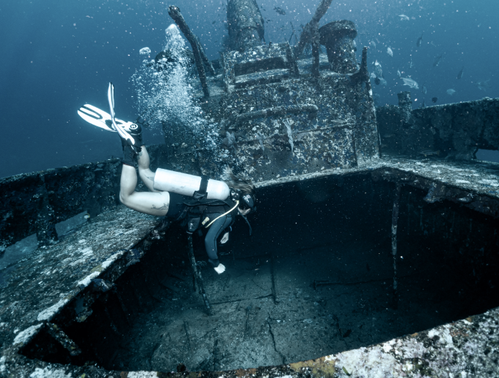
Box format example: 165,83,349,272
1,0,498,178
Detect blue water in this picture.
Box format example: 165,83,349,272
1,0,498,178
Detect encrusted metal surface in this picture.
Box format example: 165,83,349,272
290,308,499,377
258,156,498,192
226,0,265,53
0,159,122,250
1,157,499,377
210,66,378,181
377,97,499,160
257,156,499,219
0,205,158,377
221,43,298,91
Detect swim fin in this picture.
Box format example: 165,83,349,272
78,83,142,153
77,104,129,133
107,82,140,151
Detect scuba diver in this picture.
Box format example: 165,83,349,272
78,83,255,274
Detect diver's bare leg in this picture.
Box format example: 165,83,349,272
119,162,170,216
137,146,157,192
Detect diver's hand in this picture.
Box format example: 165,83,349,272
220,232,229,244
238,208,251,216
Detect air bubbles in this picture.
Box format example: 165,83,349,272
130,24,220,157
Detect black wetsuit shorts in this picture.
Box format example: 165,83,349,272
166,192,190,220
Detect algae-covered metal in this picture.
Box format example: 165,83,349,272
377,96,499,160
156,0,379,182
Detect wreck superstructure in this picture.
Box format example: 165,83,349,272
1,0,499,377
213,42,378,179
158,0,378,181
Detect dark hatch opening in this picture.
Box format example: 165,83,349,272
20,173,499,372
234,57,287,76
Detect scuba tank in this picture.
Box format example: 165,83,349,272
153,168,230,200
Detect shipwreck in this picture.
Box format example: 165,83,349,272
1,0,499,377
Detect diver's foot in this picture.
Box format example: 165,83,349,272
108,82,143,150
118,121,143,150
214,263,226,274
121,122,143,166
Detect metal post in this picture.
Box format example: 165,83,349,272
270,253,278,304
187,234,212,315
391,183,402,309
311,33,320,77
168,6,211,98
294,0,333,58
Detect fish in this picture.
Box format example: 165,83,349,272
420,149,440,157
397,70,402,78
433,54,444,67
476,79,491,91
457,66,464,79
372,60,383,79
373,77,387,86
447,89,456,95
387,47,393,57
401,77,419,89
398,14,410,21
369,40,377,49
432,97,438,103
422,85,427,95
409,58,414,68
274,6,286,15
371,60,386,86
416,33,423,47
